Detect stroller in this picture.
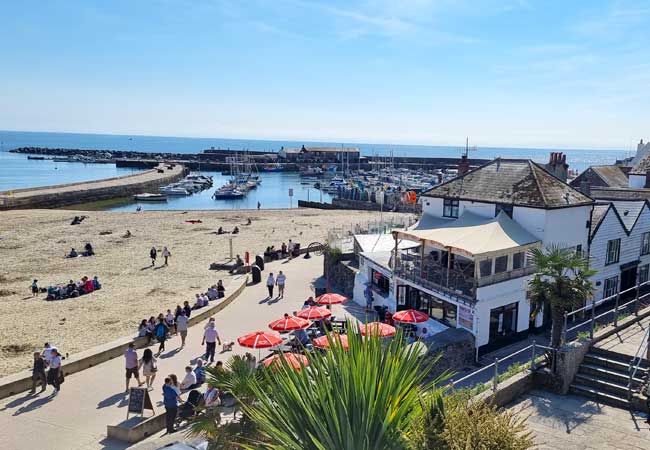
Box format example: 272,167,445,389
176,389,204,424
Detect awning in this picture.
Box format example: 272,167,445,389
393,211,540,258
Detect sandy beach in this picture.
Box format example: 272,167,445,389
0,207,408,376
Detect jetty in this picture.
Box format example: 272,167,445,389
0,163,186,210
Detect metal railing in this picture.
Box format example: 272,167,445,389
447,340,555,393
627,325,650,401
394,257,476,301
562,279,650,344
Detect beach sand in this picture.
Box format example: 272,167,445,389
0,208,410,376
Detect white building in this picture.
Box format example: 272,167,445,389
353,158,595,353
588,200,650,302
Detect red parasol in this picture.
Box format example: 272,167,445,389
359,322,396,337
296,306,332,320
237,330,283,349
315,293,348,305
313,333,349,350
268,316,311,331
392,309,429,324
262,352,309,371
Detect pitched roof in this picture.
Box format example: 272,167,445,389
591,187,650,201
591,166,629,187
589,200,648,239
611,201,646,232
421,158,593,209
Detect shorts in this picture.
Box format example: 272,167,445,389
179,330,188,339
32,287,38,294
126,367,139,379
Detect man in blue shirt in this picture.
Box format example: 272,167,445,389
162,377,182,433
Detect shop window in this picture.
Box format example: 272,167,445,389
371,269,390,296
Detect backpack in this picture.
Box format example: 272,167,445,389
156,324,166,338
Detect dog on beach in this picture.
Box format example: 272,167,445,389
222,341,234,352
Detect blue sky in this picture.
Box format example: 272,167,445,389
1,0,649,149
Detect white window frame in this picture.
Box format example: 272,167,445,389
639,264,650,285
443,198,459,218
603,276,619,299
605,239,620,265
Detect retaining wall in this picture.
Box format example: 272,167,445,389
0,277,246,401
0,164,187,210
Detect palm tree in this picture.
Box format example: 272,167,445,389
239,326,449,450
528,246,596,348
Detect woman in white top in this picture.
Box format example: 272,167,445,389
162,247,171,265
47,350,62,394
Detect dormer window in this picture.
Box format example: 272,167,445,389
443,198,459,218
495,203,514,218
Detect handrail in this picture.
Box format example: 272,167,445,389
627,325,650,400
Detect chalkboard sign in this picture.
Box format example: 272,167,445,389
127,387,154,418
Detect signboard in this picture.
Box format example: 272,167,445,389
458,305,474,331
127,387,155,419
288,188,294,197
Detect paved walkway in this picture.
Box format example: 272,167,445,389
508,389,650,450
0,255,349,450
595,316,650,357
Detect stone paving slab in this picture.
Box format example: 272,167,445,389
508,389,650,450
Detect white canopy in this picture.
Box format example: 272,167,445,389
393,211,540,258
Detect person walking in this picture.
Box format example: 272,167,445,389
257,201,261,210
276,271,286,299
162,246,171,265
162,377,183,434
30,352,47,394
266,272,275,299
150,247,157,267
154,318,169,356
139,348,157,390
202,322,221,363
176,310,189,348
47,349,62,395
125,343,144,392
31,279,39,297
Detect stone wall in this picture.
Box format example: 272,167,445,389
422,328,476,383
299,198,421,213
0,165,187,210
324,254,357,297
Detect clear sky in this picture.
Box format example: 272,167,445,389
1,0,648,149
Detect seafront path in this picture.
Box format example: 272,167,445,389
0,254,362,450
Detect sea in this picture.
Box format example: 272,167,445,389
0,130,635,211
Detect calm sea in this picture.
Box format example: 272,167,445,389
0,130,633,210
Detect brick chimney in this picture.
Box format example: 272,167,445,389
458,154,470,175
545,151,568,182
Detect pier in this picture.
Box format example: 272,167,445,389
0,163,186,210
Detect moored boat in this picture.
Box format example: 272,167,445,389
134,193,167,202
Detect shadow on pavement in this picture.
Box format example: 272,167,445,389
97,392,128,409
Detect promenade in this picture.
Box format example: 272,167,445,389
0,254,358,450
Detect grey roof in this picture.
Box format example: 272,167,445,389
590,204,610,237
611,201,646,232
591,187,650,201
591,166,629,187
359,251,393,271
422,158,593,209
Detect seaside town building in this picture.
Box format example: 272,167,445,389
353,151,650,354
278,145,360,164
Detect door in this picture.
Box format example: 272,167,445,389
620,266,637,300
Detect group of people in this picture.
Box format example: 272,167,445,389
44,276,101,300
216,226,239,235
137,281,226,354
30,343,64,395
66,243,94,258
263,239,299,261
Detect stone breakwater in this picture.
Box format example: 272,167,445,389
0,163,187,210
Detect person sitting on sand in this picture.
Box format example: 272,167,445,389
68,248,78,258
232,226,239,235
66,279,79,297
123,230,132,238
92,276,101,290
246,218,252,225
83,276,94,294
84,243,94,256
217,226,224,235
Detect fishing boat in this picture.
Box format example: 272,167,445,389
262,163,284,172
212,186,245,199
299,166,324,177
134,193,167,202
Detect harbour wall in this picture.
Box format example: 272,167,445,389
0,164,187,210
298,198,421,213
10,147,490,172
